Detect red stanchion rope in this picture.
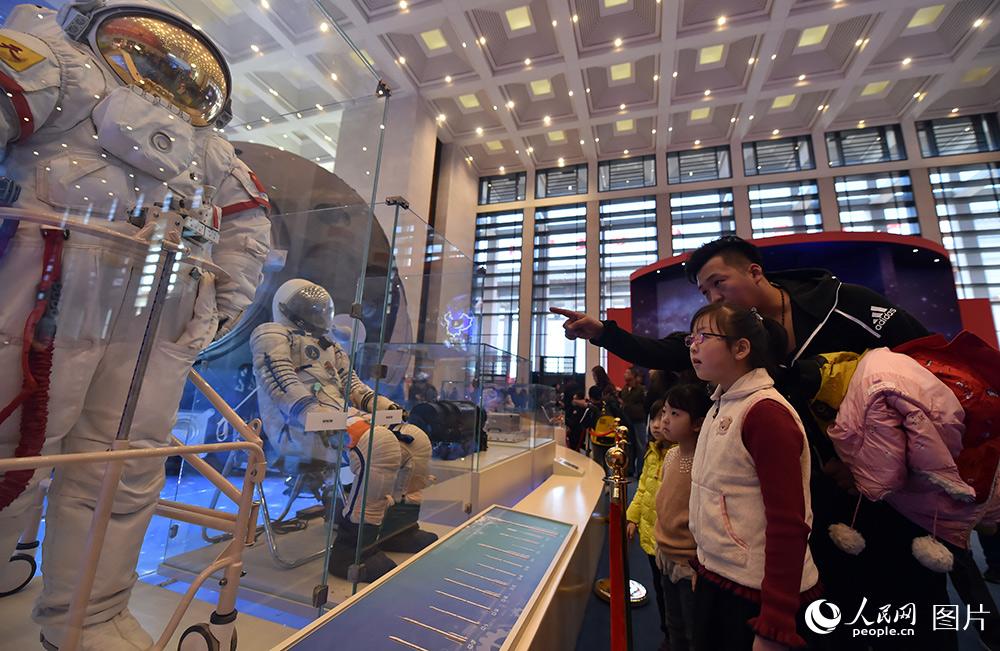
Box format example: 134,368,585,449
0,229,64,510
608,498,628,651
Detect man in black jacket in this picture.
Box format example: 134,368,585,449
551,236,970,650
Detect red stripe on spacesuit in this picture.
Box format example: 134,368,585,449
221,197,269,217
0,69,34,141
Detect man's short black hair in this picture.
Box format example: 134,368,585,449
685,235,764,283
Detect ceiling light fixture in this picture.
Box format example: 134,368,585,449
479,36,486,45
260,0,269,9
902,57,912,65
568,90,574,96
620,103,626,110
524,57,532,66
445,75,453,83
330,72,338,81
614,37,623,47
694,139,701,145
653,74,660,81
527,146,534,153
506,100,515,109
749,114,754,120
398,0,407,8
492,105,498,110
572,13,579,23
855,38,863,46
770,53,777,60
319,22,329,32
462,41,467,48
857,120,866,127
951,107,959,113
543,115,551,124
651,128,657,134
798,73,806,81
499,166,505,173
437,113,446,121
580,139,585,145
730,116,736,123
668,127,672,132
772,129,780,135
594,137,600,142
623,148,630,155
558,157,565,166
717,16,727,26
250,44,260,53
704,89,711,96
586,87,591,93
974,18,985,27
476,126,484,135
552,19,557,26
398,56,406,65
748,57,755,64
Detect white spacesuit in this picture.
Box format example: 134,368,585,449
0,1,270,649
251,279,437,582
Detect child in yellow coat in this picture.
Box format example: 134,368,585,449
627,400,671,641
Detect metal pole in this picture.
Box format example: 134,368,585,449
605,425,634,651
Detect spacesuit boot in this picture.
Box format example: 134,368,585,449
327,519,397,583
379,502,438,553
39,609,153,651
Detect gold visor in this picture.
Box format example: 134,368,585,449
95,15,227,127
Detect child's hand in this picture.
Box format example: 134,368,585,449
626,521,637,541
752,635,789,651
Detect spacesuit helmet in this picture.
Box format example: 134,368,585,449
57,0,233,128
273,279,335,335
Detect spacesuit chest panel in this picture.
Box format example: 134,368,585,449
289,334,340,386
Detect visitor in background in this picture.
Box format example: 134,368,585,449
620,366,648,475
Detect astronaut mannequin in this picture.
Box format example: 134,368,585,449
252,280,438,583
0,1,271,649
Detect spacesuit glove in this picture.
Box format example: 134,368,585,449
386,403,409,422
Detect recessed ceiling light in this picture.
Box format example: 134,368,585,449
913,92,921,98
547,130,566,142
458,94,480,109
717,16,726,26
397,56,406,65
772,129,780,135
798,74,806,81
857,120,866,127
506,100,515,109
492,105,498,110
667,127,672,132
653,74,660,81
319,22,329,32
770,54,777,60
615,119,635,132
652,128,657,134
580,139,585,145
552,19,557,27
614,37,623,48
817,104,825,110
974,17,985,28
907,5,944,30
797,25,829,48
515,149,519,154
704,89,711,96
420,29,448,51
595,137,600,142
250,44,260,53
558,157,565,166
672,71,678,78
586,87,591,93
461,41,467,48
861,80,889,96
730,116,737,123
260,0,269,9
505,6,533,31
772,94,795,109
445,75,453,83
694,139,701,145
855,38,864,46
610,62,632,81
749,114,755,120
330,72,338,81
690,107,711,121
476,126,483,135
437,113,446,121
527,146,534,153
499,165,505,173
530,79,552,96
572,14,579,23
902,57,912,66
623,149,630,155
486,140,504,151
699,44,725,65
951,107,959,113
398,0,407,8
748,57,755,64
543,115,552,125
479,36,486,45
619,103,626,110
524,58,532,66
568,90,575,97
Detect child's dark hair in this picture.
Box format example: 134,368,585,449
689,302,787,373
665,383,713,423
648,399,665,421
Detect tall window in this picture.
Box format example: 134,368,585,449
917,113,1000,158
536,164,588,198
667,145,731,184
743,136,815,176
472,210,523,356
478,172,526,205
929,163,1000,341
598,197,658,318
749,180,822,239
598,155,656,192
669,188,736,253
532,204,587,374
826,124,907,167
835,172,919,235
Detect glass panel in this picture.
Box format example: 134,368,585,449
477,344,536,469
917,113,1000,158
668,188,737,253
743,136,815,176
667,145,732,184
532,204,587,375
929,162,1000,342
535,163,588,198
479,172,527,205
598,155,656,191
835,172,920,235
472,209,523,357
825,124,907,167
599,197,658,319
749,180,823,238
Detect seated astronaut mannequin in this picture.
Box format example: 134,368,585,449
251,279,438,582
